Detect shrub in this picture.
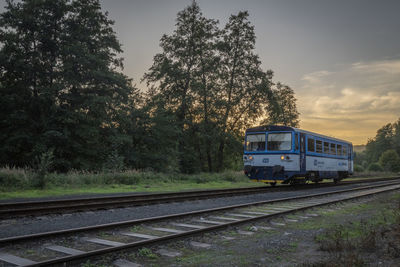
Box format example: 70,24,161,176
32,150,54,189
0,167,31,190
379,149,400,172
367,162,383,172
353,164,364,172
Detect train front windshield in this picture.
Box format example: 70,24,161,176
267,133,292,151
245,134,266,151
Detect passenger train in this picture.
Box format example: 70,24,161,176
243,125,353,185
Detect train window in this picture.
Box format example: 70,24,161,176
330,143,336,155
343,145,347,156
316,140,322,153
267,133,292,151
245,134,265,151
337,144,343,156
323,142,329,154
308,138,315,152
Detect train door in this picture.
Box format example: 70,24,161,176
348,145,353,172
300,133,306,172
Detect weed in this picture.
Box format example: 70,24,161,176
33,149,54,189
317,224,354,252
130,225,142,232
25,249,35,255
0,168,254,199
98,232,111,238
314,196,400,266
81,260,108,267
137,247,158,259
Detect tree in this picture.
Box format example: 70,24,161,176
144,4,283,173
378,149,400,172
367,162,383,172
0,0,138,170
215,11,273,171
125,95,180,172
365,123,394,164
392,118,400,156
0,0,69,168
262,82,300,127
143,1,220,172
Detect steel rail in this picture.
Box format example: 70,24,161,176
1,179,399,246
12,180,400,267
1,176,398,218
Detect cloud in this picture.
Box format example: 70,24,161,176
298,59,400,144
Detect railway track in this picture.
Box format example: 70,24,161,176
0,179,399,266
1,176,398,218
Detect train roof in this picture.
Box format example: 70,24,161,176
245,125,352,145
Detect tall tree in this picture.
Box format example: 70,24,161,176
143,1,219,172
365,123,394,164
0,0,68,167
262,82,300,127
0,0,137,170
215,11,273,171
57,0,135,170
392,118,400,156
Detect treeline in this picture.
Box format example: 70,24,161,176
355,118,400,172
0,0,299,173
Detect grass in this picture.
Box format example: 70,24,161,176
0,181,257,200
310,195,400,266
137,248,158,259
0,166,398,200
0,167,258,200
351,171,399,178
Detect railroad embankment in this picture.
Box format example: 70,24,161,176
0,167,398,200
0,168,254,200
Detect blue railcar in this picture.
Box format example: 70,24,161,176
243,125,353,185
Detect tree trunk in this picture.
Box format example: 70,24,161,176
217,138,225,172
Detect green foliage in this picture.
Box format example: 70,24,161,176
143,3,292,173
367,162,383,172
363,118,400,169
103,149,125,172
365,122,396,163
353,164,364,172
137,248,158,259
32,150,55,189
378,149,400,172
262,82,300,127
0,0,299,174
315,203,400,266
0,167,31,190
0,0,138,171
0,168,249,192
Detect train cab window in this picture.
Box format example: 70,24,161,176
337,144,343,156
323,142,329,154
343,145,347,156
308,138,315,152
267,133,292,151
245,134,265,151
316,140,323,153
330,143,336,155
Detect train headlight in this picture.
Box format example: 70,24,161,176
249,156,254,160
280,155,285,160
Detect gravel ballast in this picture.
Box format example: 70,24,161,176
0,181,395,239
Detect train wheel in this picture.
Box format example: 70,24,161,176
270,182,277,187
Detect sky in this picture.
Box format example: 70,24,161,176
2,0,400,144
